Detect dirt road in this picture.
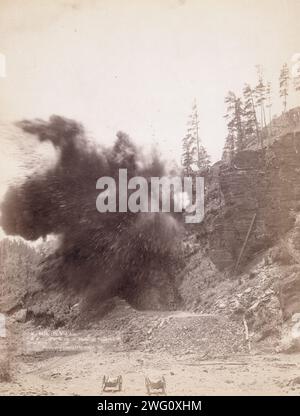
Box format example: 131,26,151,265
1,309,300,395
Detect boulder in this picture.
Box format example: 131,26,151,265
13,308,27,323
280,319,300,352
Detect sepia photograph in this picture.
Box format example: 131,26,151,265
0,0,300,405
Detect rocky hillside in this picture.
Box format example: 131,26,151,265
2,127,300,353
178,129,300,351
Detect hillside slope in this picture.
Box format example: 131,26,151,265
1,128,300,353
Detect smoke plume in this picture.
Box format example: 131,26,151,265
1,116,184,307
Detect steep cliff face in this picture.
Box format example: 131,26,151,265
200,132,300,272
119,132,300,315
179,132,300,349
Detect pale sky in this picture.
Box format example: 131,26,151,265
0,0,299,167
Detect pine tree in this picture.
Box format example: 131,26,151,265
243,83,260,146
181,133,195,176
198,144,211,169
182,101,210,173
265,82,272,123
254,65,268,147
265,81,273,136
254,65,267,131
224,91,245,152
187,101,201,169
279,63,290,113
222,131,235,163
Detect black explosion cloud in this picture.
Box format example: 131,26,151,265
0,116,184,307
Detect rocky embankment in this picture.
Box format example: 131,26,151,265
2,130,300,354
179,131,300,351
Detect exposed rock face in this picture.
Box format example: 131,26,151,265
179,132,300,350
131,132,300,314
200,132,300,272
